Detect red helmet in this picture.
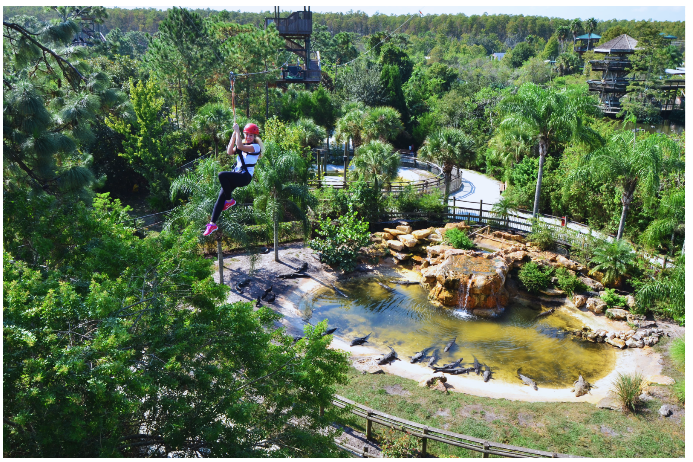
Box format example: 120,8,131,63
243,123,260,135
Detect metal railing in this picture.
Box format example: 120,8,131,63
332,394,580,458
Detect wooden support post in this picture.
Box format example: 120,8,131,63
479,200,483,225
421,427,429,457
483,442,490,458
366,413,373,440
316,150,321,188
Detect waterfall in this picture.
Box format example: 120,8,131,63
458,277,473,310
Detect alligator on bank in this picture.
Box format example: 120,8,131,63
350,332,372,346
518,369,538,390
378,346,399,365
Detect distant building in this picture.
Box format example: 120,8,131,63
491,52,505,61
573,33,601,54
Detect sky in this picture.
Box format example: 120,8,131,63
6,1,687,22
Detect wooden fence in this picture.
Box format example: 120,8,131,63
331,395,580,458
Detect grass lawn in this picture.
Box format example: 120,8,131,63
333,338,685,458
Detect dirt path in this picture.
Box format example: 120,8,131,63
214,242,671,404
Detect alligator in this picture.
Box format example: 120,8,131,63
378,346,399,365
255,296,262,308
331,284,348,298
571,374,594,397
433,358,463,372
389,279,420,285
444,336,457,352
410,347,429,364
376,281,395,292
260,286,273,300
350,332,372,346
322,327,338,337
518,369,538,390
427,349,439,367
483,367,492,382
296,262,308,273
534,307,556,320
238,278,251,288
473,356,482,375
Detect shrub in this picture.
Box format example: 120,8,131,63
379,428,421,458
589,239,636,286
611,372,644,412
554,267,587,296
600,288,628,308
445,228,475,250
308,210,371,272
527,219,556,251
518,262,553,293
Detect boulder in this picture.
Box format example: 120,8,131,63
427,233,443,243
659,405,674,417
370,235,383,243
586,297,607,314
387,240,405,252
374,231,394,240
392,251,412,262
444,222,470,231
397,234,419,248
383,227,406,236
427,245,453,257
580,276,604,291
625,338,638,348
634,340,644,348
596,392,623,411
605,337,626,349
396,225,413,234
553,255,581,272
573,294,588,308
412,228,433,240
626,294,637,309
606,308,630,320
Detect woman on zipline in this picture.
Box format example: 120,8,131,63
203,122,262,236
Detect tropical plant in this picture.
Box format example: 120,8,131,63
570,131,677,240
584,18,598,50
248,140,314,261
419,128,475,198
589,239,636,286
527,218,556,251
309,210,371,273
554,267,587,296
518,262,553,293
362,106,404,144
570,18,583,48
636,255,685,324
191,102,234,157
334,104,366,149
555,25,570,53
640,186,685,257
600,288,628,308
611,372,643,412
445,228,475,250
351,140,400,192
294,118,328,149
491,196,517,229
496,83,603,217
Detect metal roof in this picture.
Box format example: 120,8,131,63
576,33,601,40
594,34,639,53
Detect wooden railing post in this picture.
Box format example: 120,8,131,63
366,412,373,440
483,442,490,458
422,427,429,457
479,200,483,225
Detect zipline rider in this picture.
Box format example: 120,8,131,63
203,122,263,236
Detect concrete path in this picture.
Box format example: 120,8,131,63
448,169,503,210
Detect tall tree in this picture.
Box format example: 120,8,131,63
555,25,570,53
497,83,603,217
351,140,400,192
570,18,583,49
570,131,677,240
419,128,475,198
192,102,234,157
584,18,598,50
361,106,404,144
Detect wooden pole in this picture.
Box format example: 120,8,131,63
217,237,224,284
366,413,373,440
479,200,483,225
422,427,429,457
316,150,321,188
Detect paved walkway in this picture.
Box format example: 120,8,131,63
448,169,503,209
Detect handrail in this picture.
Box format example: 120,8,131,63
332,394,580,458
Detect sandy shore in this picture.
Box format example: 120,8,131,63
215,243,669,403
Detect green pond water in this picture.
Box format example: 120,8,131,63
299,275,616,389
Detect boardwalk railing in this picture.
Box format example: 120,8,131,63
331,394,580,458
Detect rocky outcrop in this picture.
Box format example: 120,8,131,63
397,234,419,248
586,297,607,314
605,308,629,320
573,327,664,349
573,294,587,308
580,276,604,291
387,240,405,252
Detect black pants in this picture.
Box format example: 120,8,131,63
211,170,252,223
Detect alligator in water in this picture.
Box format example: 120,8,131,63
376,281,395,292
444,336,457,352
331,284,348,298
433,358,463,372
389,279,420,285
483,367,492,382
517,369,538,390
322,327,338,337
473,356,482,375
427,349,439,367
350,332,372,346
378,346,399,365
534,307,556,320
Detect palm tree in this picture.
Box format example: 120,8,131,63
584,18,598,50
636,255,684,324
589,239,636,287
361,106,404,144
334,106,366,149
496,83,603,218
640,187,685,257
570,18,583,50
418,127,475,199
248,141,314,262
294,118,327,149
570,132,677,240
351,140,400,193
192,103,233,157
555,25,570,53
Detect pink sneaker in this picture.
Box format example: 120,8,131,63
223,199,236,211
202,223,218,236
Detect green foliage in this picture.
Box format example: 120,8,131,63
309,210,371,272
611,372,644,412
589,239,636,286
554,267,587,296
380,428,422,458
419,127,475,196
670,336,684,369
352,140,400,192
555,52,583,76
527,219,556,251
600,288,628,308
636,255,685,324
445,228,475,250
505,41,536,68
518,262,553,293
362,106,404,144
389,185,446,215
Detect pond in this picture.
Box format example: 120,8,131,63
300,274,616,389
